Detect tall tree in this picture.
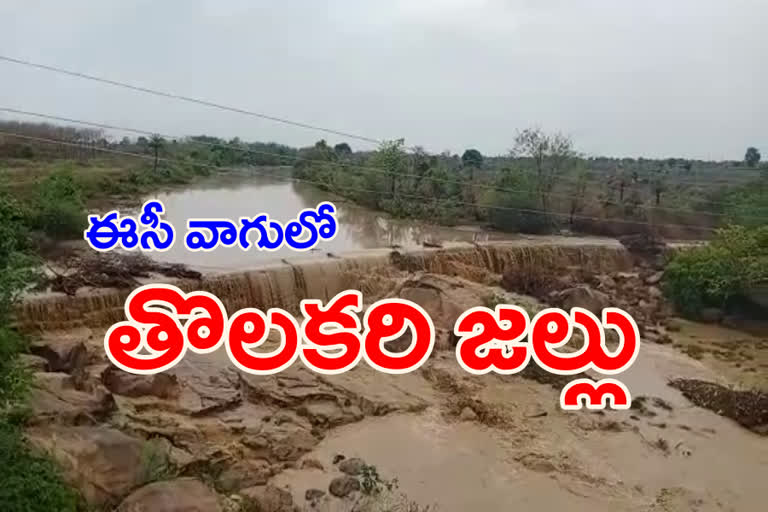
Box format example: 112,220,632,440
334,142,352,155
461,149,484,218
461,149,483,168
148,134,165,172
511,128,576,211
745,147,761,167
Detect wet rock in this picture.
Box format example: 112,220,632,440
240,484,295,512
26,425,144,507
300,457,325,471
329,475,360,497
516,452,557,473
645,271,664,285
338,457,367,476
399,278,465,330
28,372,114,425
19,353,49,371
699,308,724,324
30,335,88,373
305,488,326,501
116,478,221,512
459,406,478,422
217,460,272,492
102,365,179,399
551,285,610,315
523,404,548,418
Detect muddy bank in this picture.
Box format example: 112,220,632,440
18,239,768,511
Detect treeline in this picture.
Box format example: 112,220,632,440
1,120,765,238
292,129,767,239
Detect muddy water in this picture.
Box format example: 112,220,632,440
135,173,512,271
275,342,768,512
28,174,768,510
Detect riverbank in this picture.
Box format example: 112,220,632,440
16,239,768,511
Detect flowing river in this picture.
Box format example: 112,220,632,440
136,171,512,271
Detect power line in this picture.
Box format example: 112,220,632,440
1,107,760,218
0,130,718,232
3,53,760,188
1,53,762,193
0,54,382,146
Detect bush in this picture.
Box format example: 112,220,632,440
29,171,86,240
663,225,768,316
0,190,82,511
0,425,82,511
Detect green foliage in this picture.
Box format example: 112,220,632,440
0,424,82,511
461,149,483,168
0,190,82,511
745,147,761,167
28,171,87,240
482,293,507,309
663,225,768,316
334,142,352,155
722,179,768,228
139,438,176,484
487,167,556,233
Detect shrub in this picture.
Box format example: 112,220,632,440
0,190,82,511
663,225,768,316
29,171,86,239
0,424,82,511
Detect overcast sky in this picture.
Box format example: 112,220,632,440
0,0,765,160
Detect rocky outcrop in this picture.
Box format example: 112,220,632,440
26,426,145,507
29,328,91,372
116,478,221,512
28,372,114,425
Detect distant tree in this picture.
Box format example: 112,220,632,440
511,128,576,211
148,134,165,172
461,149,484,217
334,142,352,155
745,147,761,167
569,166,592,226
136,136,149,147
119,136,131,146
650,166,668,206
369,139,408,200
461,149,484,168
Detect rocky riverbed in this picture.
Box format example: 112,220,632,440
17,241,768,511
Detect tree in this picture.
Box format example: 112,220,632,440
461,149,483,168
148,135,165,172
334,142,352,155
368,139,408,202
649,166,668,206
745,147,761,167
511,128,576,211
461,149,484,218
569,166,592,226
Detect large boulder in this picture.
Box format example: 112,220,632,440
26,426,145,507
550,285,610,315
116,478,221,512
240,484,296,512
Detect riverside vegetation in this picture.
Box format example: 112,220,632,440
0,120,767,510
